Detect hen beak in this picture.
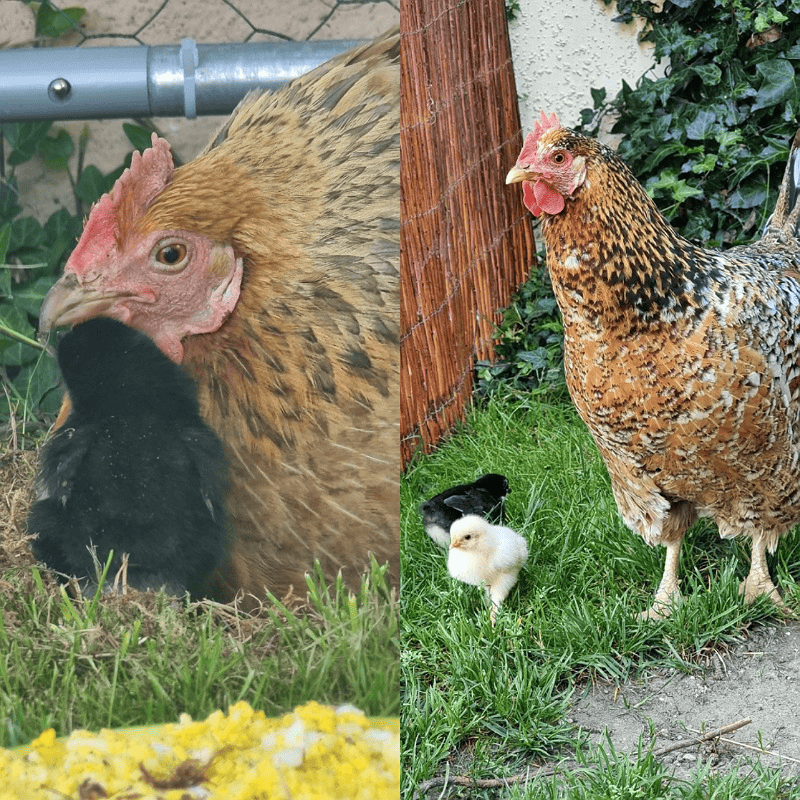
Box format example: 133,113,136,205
505,166,531,185
38,274,131,342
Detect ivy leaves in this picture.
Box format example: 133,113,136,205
581,0,800,248
0,122,153,424
493,0,800,399
752,58,798,110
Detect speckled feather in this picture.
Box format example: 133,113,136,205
174,30,401,600
43,30,400,603
520,123,800,560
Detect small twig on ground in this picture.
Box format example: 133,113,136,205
654,719,751,757
687,727,800,765
414,765,562,799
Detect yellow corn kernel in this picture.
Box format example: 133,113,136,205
0,702,399,800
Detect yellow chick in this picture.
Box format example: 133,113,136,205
447,514,528,624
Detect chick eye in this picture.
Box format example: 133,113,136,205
464,535,472,541
152,240,189,271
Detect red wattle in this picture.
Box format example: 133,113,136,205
522,181,540,215
522,179,565,217
533,179,565,215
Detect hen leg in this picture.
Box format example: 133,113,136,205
740,533,786,608
641,538,682,620
640,499,696,620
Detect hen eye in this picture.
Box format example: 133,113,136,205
552,151,566,164
152,240,189,271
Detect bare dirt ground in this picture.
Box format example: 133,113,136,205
413,623,800,799
571,620,800,782
0,447,39,573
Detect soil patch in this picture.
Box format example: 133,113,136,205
571,621,800,780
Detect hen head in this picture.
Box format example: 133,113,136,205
39,133,244,363
506,111,588,217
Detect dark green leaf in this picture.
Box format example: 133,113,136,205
0,178,22,224
41,208,82,270
753,59,797,111
10,217,45,252
12,276,58,317
590,87,607,109
36,3,86,38
641,142,692,173
691,63,722,85
0,302,38,366
43,208,79,244
75,164,113,204
4,121,52,166
517,349,548,370
651,113,674,141
123,123,153,152
12,359,62,415
685,108,717,140
37,128,74,172
728,183,767,209
0,223,10,266
0,270,10,301
9,217,44,252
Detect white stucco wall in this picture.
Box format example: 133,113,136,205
508,0,665,136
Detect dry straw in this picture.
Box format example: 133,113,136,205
400,0,537,467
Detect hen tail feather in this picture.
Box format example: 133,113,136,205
764,127,800,237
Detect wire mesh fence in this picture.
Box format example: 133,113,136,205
400,0,536,468
1,0,399,220
0,1,399,429
3,0,400,48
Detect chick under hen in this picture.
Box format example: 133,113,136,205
28,317,228,597
447,514,528,624
508,112,800,619
419,473,509,547
38,30,400,604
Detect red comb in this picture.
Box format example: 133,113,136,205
67,134,175,275
517,111,562,166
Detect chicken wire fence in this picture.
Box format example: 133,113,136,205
400,0,536,468
3,0,400,48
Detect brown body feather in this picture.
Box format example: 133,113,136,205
188,32,399,601
42,31,400,603
510,119,800,616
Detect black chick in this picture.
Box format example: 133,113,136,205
419,473,510,547
27,317,228,598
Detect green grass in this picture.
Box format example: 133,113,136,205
0,559,398,749
401,392,800,798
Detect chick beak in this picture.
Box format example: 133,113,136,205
38,274,128,342
449,539,461,549
505,166,532,185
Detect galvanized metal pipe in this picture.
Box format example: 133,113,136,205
0,39,364,122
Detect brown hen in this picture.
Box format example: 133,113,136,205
508,112,800,619
39,30,400,604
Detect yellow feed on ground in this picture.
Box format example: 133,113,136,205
0,701,399,799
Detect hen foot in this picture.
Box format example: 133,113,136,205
640,586,682,620
739,573,792,614
742,535,794,615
